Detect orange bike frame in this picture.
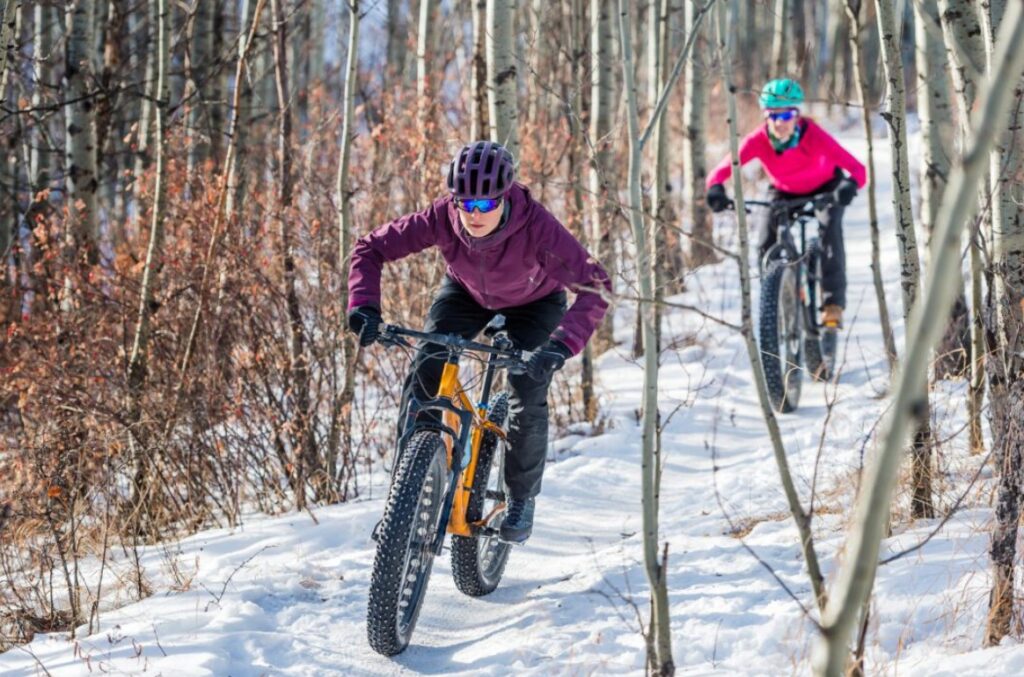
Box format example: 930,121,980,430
435,361,506,537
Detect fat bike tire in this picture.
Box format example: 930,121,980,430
451,393,513,596
759,262,804,412
367,431,448,656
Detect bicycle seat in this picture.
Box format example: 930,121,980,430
483,314,507,338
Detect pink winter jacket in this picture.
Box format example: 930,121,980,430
706,118,867,194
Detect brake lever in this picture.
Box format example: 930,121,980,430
376,327,412,349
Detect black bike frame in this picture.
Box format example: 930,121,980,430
745,194,833,337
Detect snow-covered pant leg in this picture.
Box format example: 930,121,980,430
499,290,568,500
815,201,847,309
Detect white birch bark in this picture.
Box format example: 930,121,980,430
132,0,157,232
487,0,518,155
915,0,968,381
938,0,987,454
126,0,169,517
334,0,361,498
876,0,934,519
471,0,488,140
617,0,716,668
844,0,898,372
63,0,100,265
589,0,615,351
813,7,1024,673
684,0,714,266
980,0,1024,645
416,0,434,143
616,4,673,668
772,0,790,75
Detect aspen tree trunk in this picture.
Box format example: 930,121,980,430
29,3,52,194
525,0,549,135
981,0,1024,645
386,0,405,86
271,0,317,509
876,0,933,519
291,0,310,122
772,0,789,75
226,0,258,222
334,0,361,499
132,0,157,232
648,0,664,339
813,9,1024,673
487,0,518,155
684,0,714,266
844,0,898,373
308,0,325,88
209,4,224,160
27,3,53,218
718,0,827,612
187,0,215,175
126,0,169,524
416,0,434,153
915,0,968,380
589,0,615,352
0,0,14,84
938,0,987,454
471,0,488,140
0,0,17,277
64,0,101,269
616,3,673,667
650,0,684,298
618,1,715,669
827,1,851,112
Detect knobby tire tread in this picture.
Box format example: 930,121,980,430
451,393,512,597
759,263,802,413
367,431,446,656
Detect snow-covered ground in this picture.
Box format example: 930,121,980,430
3,122,1021,676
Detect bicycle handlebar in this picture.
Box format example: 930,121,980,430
729,192,834,214
377,324,528,369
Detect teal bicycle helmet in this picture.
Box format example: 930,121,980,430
759,79,805,109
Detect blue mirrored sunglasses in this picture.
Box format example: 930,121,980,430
456,197,502,214
765,109,799,122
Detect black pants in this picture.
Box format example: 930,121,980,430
399,277,567,500
757,174,847,309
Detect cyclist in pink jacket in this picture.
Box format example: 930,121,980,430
706,79,866,328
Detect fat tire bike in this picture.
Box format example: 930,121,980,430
743,193,839,413
365,316,534,656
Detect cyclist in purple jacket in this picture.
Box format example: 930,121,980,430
347,140,611,543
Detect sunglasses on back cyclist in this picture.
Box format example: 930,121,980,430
765,108,799,122
455,197,503,214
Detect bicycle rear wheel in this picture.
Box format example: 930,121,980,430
451,393,512,596
804,239,836,382
759,261,804,412
367,430,448,656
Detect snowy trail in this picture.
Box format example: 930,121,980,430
3,122,1022,676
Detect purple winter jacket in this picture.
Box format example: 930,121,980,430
347,183,610,355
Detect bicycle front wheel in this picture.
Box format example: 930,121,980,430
451,393,512,596
367,430,448,656
759,261,804,412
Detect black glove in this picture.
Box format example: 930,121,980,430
523,340,572,382
348,306,382,347
835,178,858,206
706,183,733,213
